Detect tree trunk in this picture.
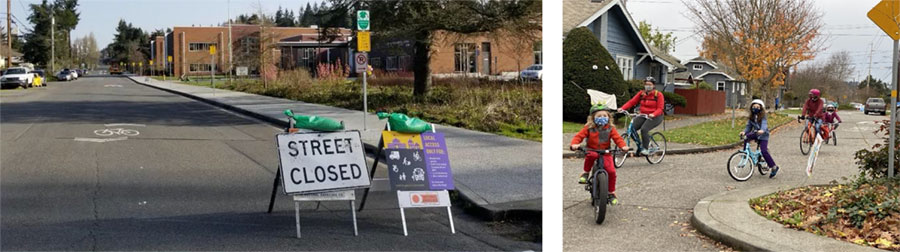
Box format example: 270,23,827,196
413,31,432,96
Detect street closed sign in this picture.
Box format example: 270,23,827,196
276,131,370,194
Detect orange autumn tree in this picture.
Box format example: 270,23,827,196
685,0,824,103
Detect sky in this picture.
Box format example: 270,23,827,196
627,0,895,84
4,0,896,82
8,0,316,47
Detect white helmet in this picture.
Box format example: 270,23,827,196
750,99,765,109
826,104,835,109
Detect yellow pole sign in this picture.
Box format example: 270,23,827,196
209,45,216,55
139,62,143,67
167,56,173,63
357,31,371,52
150,60,153,65
868,0,900,40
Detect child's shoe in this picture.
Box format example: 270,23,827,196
578,173,589,184
769,166,780,178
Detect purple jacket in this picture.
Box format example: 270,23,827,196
823,111,842,123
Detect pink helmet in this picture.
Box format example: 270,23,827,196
809,89,820,97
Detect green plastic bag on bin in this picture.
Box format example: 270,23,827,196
284,109,344,132
376,112,433,133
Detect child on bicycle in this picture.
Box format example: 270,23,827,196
801,89,825,137
570,105,630,204
823,104,841,137
740,99,781,178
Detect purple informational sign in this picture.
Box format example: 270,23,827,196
421,132,454,190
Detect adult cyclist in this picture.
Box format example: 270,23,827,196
618,76,665,156
800,89,825,137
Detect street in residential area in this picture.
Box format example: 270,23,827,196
0,76,540,251
563,110,887,251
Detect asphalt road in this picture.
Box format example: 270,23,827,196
0,77,540,251
563,109,886,251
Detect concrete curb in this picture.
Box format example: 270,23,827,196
563,119,796,158
125,76,538,222
690,185,882,252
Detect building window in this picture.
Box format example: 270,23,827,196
370,57,382,69
693,64,703,71
454,43,476,73
386,56,398,70
731,83,735,93
189,42,217,52
717,81,726,91
189,64,212,72
616,56,634,80
741,83,746,95
533,41,542,65
399,55,411,70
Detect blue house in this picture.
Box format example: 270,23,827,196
683,57,748,108
563,0,685,90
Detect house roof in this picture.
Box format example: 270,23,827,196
562,0,615,34
697,71,737,81
685,56,718,68
648,46,685,70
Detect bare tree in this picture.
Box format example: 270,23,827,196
684,0,825,103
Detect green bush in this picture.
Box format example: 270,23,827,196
853,120,900,179
693,81,714,90
661,91,687,107
563,27,628,121
838,103,855,110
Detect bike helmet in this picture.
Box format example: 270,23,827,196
589,104,608,114
644,76,657,84
809,89,820,97
826,104,835,110
750,99,765,109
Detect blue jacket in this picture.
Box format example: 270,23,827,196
744,116,769,141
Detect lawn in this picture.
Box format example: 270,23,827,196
661,113,793,146
150,71,542,141
563,121,584,133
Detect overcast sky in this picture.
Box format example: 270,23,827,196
9,0,315,49
627,0,894,83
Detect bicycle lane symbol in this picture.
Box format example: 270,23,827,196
74,123,146,143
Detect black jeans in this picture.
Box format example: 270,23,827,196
632,115,663,149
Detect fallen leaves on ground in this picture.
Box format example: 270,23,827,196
749,178,900,251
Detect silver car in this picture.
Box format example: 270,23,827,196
57,70,73,81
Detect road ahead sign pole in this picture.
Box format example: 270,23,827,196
869,0,899,179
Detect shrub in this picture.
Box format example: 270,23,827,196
563,27,628,121
853,120,900,179
693,81,714,90
661,91,687,107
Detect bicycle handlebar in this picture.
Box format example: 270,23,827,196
577,146,627,154
617,110,650,119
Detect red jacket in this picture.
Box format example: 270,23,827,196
802,98,824,119
621,90,665,117
571,124,627,150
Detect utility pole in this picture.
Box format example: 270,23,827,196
228,0,233,85
7,0,11,68
51,16,55,74
869,41,875,98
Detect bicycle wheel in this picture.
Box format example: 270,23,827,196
645,132,667,164
94,129,114,137
614,133,631,168
800,128,812,155
121,129,140,136
593,171,609,224
832,131,837,146
727,151,753,181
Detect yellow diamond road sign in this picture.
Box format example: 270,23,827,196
868,0,900,40
358,31,371,52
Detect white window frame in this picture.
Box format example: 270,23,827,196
693,64,703,70
741,83,746,95
189,42,216,52
717,81,726,91
616,55,634,80
731,83,736,93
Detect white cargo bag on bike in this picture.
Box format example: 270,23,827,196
586,89,617,110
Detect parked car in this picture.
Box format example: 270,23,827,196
56,70,73,81
66,69,78,79
1,67,35,89
865,97,886,115
520,64,542,81
76,69,86,77
850,102,864,110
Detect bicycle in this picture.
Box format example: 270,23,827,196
798,116,824,155
613,111,667,167
822,122,838,146
94,128,140,137
726,135,771,181
577,147,627,224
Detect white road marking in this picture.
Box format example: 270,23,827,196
94,128,140,136
104,123,146,127
74,137,128,143
104,84,122,87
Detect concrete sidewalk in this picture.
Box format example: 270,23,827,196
126,76,541,220
691,184,881,252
